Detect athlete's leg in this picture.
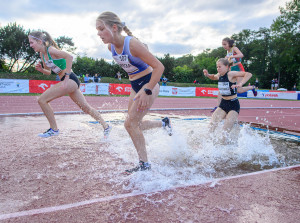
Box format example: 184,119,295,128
68,88,108,129
124,83,160,162
209,107,227,133
38,80,76,130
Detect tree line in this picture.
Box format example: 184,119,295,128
0,0,299,90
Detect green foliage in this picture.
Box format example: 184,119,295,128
55,36,76,54
0,22,38,73
157,53,175,81
173,65,193,83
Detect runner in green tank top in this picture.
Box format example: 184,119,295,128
28,31,111,139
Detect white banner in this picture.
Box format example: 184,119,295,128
0,79,29,93
80,83,109,95
248,90,298,100
159,86,196,97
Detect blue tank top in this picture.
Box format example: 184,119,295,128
111,36,149,75
218,72,237,97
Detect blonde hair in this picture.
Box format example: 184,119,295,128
29,31,60,50
96,11,133,36
217,58,233,67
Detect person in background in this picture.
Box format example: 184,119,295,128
96,11,172,174
274,78,278,90
255,78,259,89
162,76,168,86
203,58,253,143
84,74,89,83
94,73,99,83
28,31,111,139
292,84,297,91
271,78,275,90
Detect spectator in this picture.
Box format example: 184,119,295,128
193,79,199,84
255,78,259,89
162,76,168,86
84,74,89,83
274,78,278,90
94,73,99,83
55,74,60,81
292,84,297,91
117,71,122,81
271,78,275,90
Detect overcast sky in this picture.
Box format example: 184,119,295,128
0,0,287,60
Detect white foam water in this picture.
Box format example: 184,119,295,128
99,114,281,193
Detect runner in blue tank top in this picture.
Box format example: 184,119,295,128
96,11,173,174
203,58,253,144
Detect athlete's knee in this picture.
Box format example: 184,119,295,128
124,118,139,132
37,96,47,105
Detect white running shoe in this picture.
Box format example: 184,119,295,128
162,117,173,136
38,128,59,138
103,125,112,139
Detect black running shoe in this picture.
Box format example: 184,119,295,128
162,117,173,136
124,161,151,174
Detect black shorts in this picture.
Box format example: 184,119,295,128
130,73,152,93
219,97,240,114
61,72,80,88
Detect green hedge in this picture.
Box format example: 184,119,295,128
0,72,218,88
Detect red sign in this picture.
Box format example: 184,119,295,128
195,87,219,97
29,80,59,93
109,83,132,95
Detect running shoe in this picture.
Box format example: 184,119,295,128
252,86,258,97
38,128,59,138
211,106,218,113
103,124,112,139
162,117,173,136
124,161,151,175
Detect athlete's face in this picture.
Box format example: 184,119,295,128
28,37,43,52
222,40,230,50
216,61,229,75
96,20,113,44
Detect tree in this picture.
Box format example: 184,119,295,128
158,53,175,81
270,0,300,89
0,22,38,73
56,36,77,54
173,65,193,83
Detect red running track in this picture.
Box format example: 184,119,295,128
0,96,299,133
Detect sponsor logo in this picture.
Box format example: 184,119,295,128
116,86,123,92
172,88,178,95
201,89,206,94
38,83,48,90
125,87,131,92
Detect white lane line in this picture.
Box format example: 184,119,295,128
0,164,299,220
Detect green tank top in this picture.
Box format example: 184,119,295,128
42,47,67,74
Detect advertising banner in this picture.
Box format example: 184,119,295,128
195,87,219,97
80,83,109,95
159,86,196,97
0,79,29,93
29,80,59,93
248,90,298,100
109,84,132,95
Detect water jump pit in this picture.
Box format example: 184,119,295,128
0,112,299,222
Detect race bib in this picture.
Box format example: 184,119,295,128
45,60,62,74
113,55,138,74
218,82,232,95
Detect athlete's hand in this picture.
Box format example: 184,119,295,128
35,63,43,73
134,92,150,112
231,83,242,89
203,69,209,77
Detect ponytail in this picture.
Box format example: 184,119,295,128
29,31,60,50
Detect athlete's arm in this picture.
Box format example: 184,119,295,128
229,71,252,88
203,69,220,80
232,47,244,59
36,52,51,75
48,46,73,74
130,38,164,90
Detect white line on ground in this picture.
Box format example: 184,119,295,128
0,164,299,220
